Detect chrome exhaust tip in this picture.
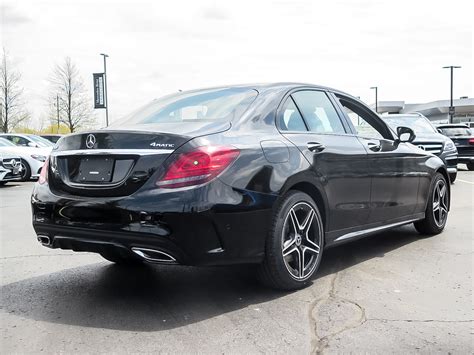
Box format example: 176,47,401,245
37,235,51,246
131,247,177,264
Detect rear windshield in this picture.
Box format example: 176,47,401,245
438,127,472,136
113,88,258,126
383,116,436,134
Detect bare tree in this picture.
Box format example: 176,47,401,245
49,57,94,133
0,49,29,133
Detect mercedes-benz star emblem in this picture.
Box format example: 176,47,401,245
10,159,17,167
86,134,96,149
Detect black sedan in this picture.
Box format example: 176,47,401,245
437,124,474,170
31,83,450,290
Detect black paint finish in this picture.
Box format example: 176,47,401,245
32,83,448,266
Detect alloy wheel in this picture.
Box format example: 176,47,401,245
432,179,448,227
281,202,322,280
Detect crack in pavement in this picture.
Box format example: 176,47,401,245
307,271,472,354
366,318,473,323
308,271,367,355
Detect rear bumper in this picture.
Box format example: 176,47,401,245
31,180,277,266
457,156,474,164
34,224,190,263
442,153,458,173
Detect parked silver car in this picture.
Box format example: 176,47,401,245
382,114,459,183
0,152,22,185
0,137,51,181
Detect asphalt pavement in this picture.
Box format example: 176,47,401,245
1,169,473,353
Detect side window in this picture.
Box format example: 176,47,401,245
337,98,386,139
279,97,307,132
291,91,346,134
12,136,28,146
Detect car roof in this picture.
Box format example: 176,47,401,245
0,133,44,138
436,124,469,128
174,82,355,97
0,133,28,137
382,113,424,118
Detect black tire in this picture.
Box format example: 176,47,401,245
100,249,143,265
414,173,449,235
0,181,6,186
467,162,474,171
20,159,31,181
258,191,324,291
449,172,457,184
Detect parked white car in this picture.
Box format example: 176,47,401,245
0,152,22,185
0,137,51,181
0,133,55,149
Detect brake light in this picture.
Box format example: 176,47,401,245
469,138,474,145
38,158,49,185
156,146,239,188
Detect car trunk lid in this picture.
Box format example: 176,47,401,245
49,122,230,197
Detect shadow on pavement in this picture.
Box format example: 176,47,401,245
1,225,421,331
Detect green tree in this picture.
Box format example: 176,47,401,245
49,57,94,133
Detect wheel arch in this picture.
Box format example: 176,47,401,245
281,180,329,232
436,166,451,210
19,158,32,181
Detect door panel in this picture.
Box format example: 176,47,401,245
359,137,421,222
278,90,371,232
334,94,423,223
283,133,371,231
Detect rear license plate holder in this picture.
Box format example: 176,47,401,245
77,157,114,182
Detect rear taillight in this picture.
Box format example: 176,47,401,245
469,138,474,145
156,146,239,188
38,158,49,185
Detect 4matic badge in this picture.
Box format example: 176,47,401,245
150,142,175,148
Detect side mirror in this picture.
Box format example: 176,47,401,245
397,126,416,143
27,142,37,147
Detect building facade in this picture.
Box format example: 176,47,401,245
371,98,474,124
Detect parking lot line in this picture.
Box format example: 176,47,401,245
457,179,474,185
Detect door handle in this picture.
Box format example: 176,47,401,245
367,142,381,152
307,142,325,152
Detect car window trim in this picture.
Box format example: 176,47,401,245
286,95,309,132
291,89,349,135
326,92,353,134
334,93,395,140
278,88,350,135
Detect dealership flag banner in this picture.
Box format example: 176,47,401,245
93,73,106,109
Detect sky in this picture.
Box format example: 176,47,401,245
1,0,473,128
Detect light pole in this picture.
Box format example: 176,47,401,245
370,86,378,113
442,66,461,123
56,94,60,133
100,53,109,126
